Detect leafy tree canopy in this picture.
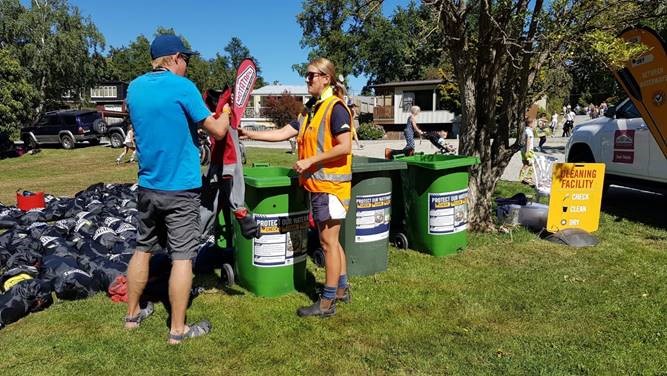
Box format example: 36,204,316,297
0,0,106,116
0,48,39,139
295,0,447,91
106,31,264,90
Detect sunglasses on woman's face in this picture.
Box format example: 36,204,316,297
305,71,326,81
179,53,191,66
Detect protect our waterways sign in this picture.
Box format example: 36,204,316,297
547,163,606,233
252,211,308,267
355,192,391,243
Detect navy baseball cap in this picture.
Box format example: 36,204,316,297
150,35,199,59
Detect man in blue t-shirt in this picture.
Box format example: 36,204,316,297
124,34,230,345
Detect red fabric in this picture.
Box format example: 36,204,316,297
207,59,257,168
206,88,238,167
108,274,128,303
234,207,248,219
308,212,316,229
210,134,238,166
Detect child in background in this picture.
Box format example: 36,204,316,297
116,123,136,164
519,118,536,185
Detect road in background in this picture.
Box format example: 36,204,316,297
242,115,591,182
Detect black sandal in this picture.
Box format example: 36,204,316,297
168,320,212,344
123,302,154,328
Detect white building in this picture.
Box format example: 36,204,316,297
242,84,375,128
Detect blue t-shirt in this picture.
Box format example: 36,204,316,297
127,70,211,191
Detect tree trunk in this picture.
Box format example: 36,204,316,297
467,165,499,231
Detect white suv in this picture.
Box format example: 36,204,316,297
565,98,667,194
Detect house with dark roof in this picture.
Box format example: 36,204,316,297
89,81,128,124
371,79,457,139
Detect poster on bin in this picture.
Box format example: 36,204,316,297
428,189,468,235
355,192,391,243
547,163,605,233
252,211,308,267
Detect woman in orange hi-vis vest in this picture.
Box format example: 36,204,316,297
239,58,353,318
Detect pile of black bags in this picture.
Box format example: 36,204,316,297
0,183,141,329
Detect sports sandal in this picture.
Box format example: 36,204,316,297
123,301,154,329
168,320,212,345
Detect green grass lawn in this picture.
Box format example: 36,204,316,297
1,146,666,375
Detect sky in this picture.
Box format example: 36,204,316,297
60,0,412,95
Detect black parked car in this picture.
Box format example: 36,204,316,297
105,119,130,149
21,110,108,150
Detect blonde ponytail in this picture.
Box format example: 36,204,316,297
333,79,347,99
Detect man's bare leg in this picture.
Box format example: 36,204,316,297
168,259,193,343
125,251,151,329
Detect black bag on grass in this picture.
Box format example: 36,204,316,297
78,256,127,291
0,207,22,229
18,209,48,226
40,236,76,258
26,221,51,240
0,279,53,330
0,265,39,292
92,226,123,250
0,229,14,250
42,255,95,300
5,249,43,270
0,249,10,270
113,222,137,241
73,217,98,239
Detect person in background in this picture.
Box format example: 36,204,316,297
536,113,549,152
563,108,575,137
124,34,231,344
519,118,536,185
599,101,608,117
239,57,352,318
348,101,363,149
550,112,558,134
115,122,137,164
384,105,423,159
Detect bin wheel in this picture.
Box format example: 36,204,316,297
393,233,408,250
220,263,235,288
312,248,325,268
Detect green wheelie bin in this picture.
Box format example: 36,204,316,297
338,156,407,276
234,165,309,297
398,154,479,256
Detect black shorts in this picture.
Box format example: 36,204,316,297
135,188,201,260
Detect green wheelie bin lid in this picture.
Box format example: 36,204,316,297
398,154,479,170
352,156,407,172
244,166,298,188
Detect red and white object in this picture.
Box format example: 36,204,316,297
16,191,45,211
